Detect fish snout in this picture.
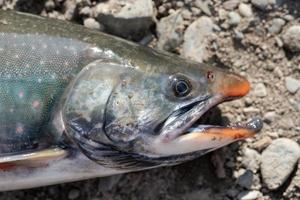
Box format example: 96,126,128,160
210,71,250,100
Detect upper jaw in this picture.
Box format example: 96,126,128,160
151,92,263,156
150,93,263,155
158,94,224,143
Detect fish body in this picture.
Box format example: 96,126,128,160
0,11,262,191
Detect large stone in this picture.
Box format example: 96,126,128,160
95,0,155,40
182,16,215,62
261,138,300,190
156,10,184,51
282,25,300,52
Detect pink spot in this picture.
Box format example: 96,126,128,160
16,123,24,134
32,100,41,109
18,91,24,98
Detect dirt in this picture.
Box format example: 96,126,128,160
0,0,299,200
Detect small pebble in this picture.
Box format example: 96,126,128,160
285,77,300,94
237,170,254,189
263,111,277,124
68,189,80,200
282,25,300,52
181,9,192,20
80,6,92,16
227,188,239,197
194,0,211,16
223,0,240,10
237,190,262,200
45,0,55,11
228,11,241,25
252,136,272,152
261,138,300,190
253,83,267,97
238,3,253,18
83,18,101,30
242,148,261,173
251,0,276,10
268,18,285,34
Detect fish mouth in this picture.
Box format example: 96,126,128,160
151,74,263,156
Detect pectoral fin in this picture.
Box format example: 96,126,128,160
0,148,68,170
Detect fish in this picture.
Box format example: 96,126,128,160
0,10,262,191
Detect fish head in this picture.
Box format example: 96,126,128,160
63,58,262,169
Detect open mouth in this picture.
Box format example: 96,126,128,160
152,74,263,156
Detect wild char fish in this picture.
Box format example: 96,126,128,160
0,10,262,191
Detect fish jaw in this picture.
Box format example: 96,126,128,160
151,118,262,155
149,72,262,156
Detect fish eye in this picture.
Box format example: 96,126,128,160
172,77,192,97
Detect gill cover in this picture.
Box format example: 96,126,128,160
62,60,179,169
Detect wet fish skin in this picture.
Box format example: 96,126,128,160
0,11,259,191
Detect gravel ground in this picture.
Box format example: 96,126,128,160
0,0,300,199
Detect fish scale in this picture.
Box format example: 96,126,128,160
0,33,91,154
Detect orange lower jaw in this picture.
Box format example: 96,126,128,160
151,127,256,156
199,127,256,140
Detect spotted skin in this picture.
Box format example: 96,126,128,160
0,33,93,154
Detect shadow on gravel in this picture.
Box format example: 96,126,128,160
15,0,46,14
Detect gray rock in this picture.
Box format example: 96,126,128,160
181,9,192,20
83,18,102,30
237,190,262,200
234,30,244,40
251,0,282,10
275,36,283,47
238,3,253,18
182,16,215,62
261,138,300,190
156,10,184,51
194,0,211,16
268,18,285,34
242,148,261,173
282,25,300,52
285,76,300,94
80,6,92,16
227,188,239,197
253,83,267,97
283,14,294,21
223,0,240,10
228,11,241,25
95,0,154,40
191,7,201,16
64,0,77,21
68,189,80,199
45,0,55,11
237,170,254,189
